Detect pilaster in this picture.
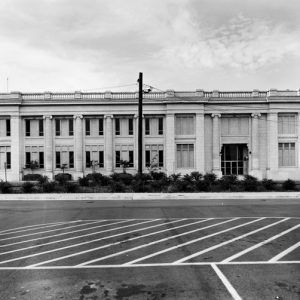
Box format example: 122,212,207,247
165,113,175,175
10,115,21,181
211,114,222,177
267,113,278,178
74,114,83,178
43,115,53,179
105,115,113,173
250,113,262,179
195,113,205,173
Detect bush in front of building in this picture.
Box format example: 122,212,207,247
23,174,44,181
262,179,277,191
219,175,239,191
55,173,72,185
241,175,260,191
110,173,133,185
22,181,36,193
282,179,297,191
203,173,218,191
0,181,12,194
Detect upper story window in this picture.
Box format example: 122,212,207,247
25,119,44,137
175,115,195,135
278,114,297,135
85,118,104,136
0,119,10,137
115,117,134,136
145,117,164,136
55,119,73,137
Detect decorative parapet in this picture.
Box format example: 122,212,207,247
166,89,175,97
44,91,52,100
196,89,204,97
74,91,82,99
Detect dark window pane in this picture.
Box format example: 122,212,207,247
25,120,31,136
39,119,44,136
99,119,103,135
6,119,10,137
115,119,120,135
26,152,31,168
85,119,90,136
129,151,134,167
128,119,133,135
86,151,91,168
115,151,120,167
159,150,164,167
158,118,163,135
6,152,11,169
39,152,44,168
56,152,61,168
145,119,150,135
69,151,74,168
145,150,150,167
69,119,74,136
99,151,104,167
55,120,60,136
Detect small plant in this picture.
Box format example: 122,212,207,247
0,181,12,193
262,179,276,191
282,179,296,191
219,175,238,191
64,182,78,193
22,181,35,193
60,164,68,174
29,160,39,174
41,181,57,193
55,173,72,185
242,175,259,191
120,160,131,174
203,173,217,191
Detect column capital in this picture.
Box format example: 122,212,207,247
166,113,175,117
43,115,52,120
73,114,83,119
10,115,20,119
251,113,261,118
211,113,221,118
104,114,113,119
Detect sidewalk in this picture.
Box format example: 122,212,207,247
0,192,300,201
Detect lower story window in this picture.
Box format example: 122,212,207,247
25,146,44,169
115,144,134,168
176,144,194,168
279,143,296,167
85,145,104,168
145,144,164,168
55,146,74,169
0,147,11,169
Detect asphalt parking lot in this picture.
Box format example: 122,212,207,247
0,199,299,299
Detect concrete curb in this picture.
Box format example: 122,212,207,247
1,192,300,201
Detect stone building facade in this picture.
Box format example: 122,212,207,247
0,89,300,181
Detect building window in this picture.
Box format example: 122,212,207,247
278,143,296,167
99,151,104,168
69,119,74,136
39,119,44,136
176,144,194,168
39,152,44,169
99,119,103,135
278,114,296,135
25,120,31,136
115,118,120,135
55,151,61,168
69,151,74,168
55,120,61,136
86,151,91,168
145,117,164,135
128,118,133,135
6,119,10,137
25,152,31,168
115,146,134,167
145,144,164,168
145,118,150,135
0,147,11,169
85,119,90,136
158,118,163,135
176,115,195,135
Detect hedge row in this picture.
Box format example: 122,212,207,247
0,172,299,193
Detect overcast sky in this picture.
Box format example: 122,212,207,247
0,0,299,92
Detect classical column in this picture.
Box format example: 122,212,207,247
74,115,83,176
212,114,222,177
267,113,278,178
195,113,205,173
250,113,262,179
43,115,53,178
10,115,21,181
165,113,175,175
105,115,113,173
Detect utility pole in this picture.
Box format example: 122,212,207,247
138,72,143,174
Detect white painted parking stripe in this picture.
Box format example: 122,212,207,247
223,222,299,263
0,219,135,249
0,221,80,237
123,218,262,265
78,218,238,266
0,219,166,256
28,218,212,267
0,221,77,235
174,218,289,263
0,220,108,241
0,219,165,265
269,241,300,262
211,263,242,300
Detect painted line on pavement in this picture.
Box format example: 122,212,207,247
211,263,242,300
0,219,136,249
123,218,261,265
174,218,289,263
78,218,239,266
27,218,213,268
0,221,79,235
222,223,300,263
269,241,300,262
0,220,108,242
0,219,160,255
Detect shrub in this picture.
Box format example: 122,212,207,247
0,181,12,194
109,181,127,192
22,181,36,193
23,174,43,181
219,175,238,191
55,173,72,185
41,181,58,193
78,176,90,187
242,175,259,191
86,173,110,185
150,171,167,181
262,179,276,191
203,173,217,191
168,173,181,183
38,176,49,185
190,171,203,182
110,173,133,185
282,179,296,191
64,182,78,193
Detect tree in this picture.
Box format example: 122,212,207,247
60,164,68,174
29,160,39,174
120,160,130,174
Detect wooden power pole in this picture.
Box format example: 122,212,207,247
138,72,143,174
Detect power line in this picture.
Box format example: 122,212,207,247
81,83,137,92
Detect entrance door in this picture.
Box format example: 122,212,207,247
221,144,248,175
